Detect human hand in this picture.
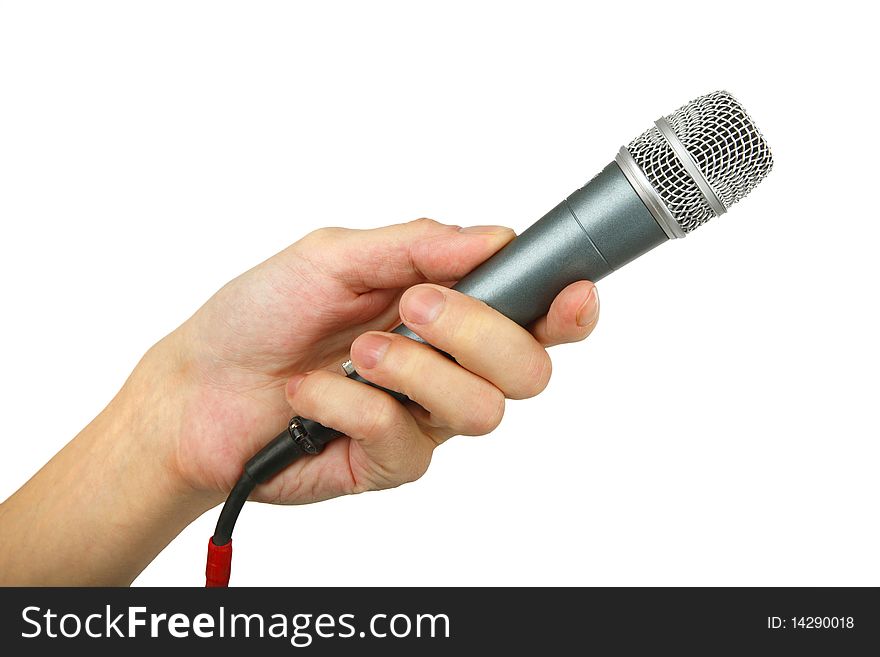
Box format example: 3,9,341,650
0,218,599,584
165,219,599,508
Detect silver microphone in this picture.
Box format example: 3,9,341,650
386,89,775,345
212,90,775,555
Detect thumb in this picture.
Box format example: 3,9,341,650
298,218,515,290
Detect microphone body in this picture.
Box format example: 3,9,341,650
397,161,667,339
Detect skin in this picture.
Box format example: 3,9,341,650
0,219,599,585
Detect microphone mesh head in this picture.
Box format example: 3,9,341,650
626,90,773,233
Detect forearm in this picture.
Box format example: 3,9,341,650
0,337,220,585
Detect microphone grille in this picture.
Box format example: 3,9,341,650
626,90,773,233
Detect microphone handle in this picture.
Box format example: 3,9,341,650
245,161,670,481
399,160,667,340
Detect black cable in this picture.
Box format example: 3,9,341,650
210,416,344,548
211,471,256,546
206,364,409,585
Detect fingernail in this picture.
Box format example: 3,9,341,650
576,286,599,327
458,225,510,234
402,286,445,324
287,373,308,396
353,333,391,369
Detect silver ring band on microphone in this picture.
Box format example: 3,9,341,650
654,117,727,217
615,147,685,240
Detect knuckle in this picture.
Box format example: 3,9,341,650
464,386,506,434
515,350,552,399
352,447,431,495
408,217,442,231
360,393,403,440
399,449,433,485
300,226,346,248
350,475,379,495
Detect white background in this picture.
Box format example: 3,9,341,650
1,1,877,587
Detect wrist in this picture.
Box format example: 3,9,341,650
0,333,222,585
119,334,225,515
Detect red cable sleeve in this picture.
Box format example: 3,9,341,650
205,537,232,587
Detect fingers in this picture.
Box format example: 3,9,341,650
297,219,516,292
396,284,552,400
285,370,433,489
529,281,600,347
283,280,599,498
350,332,506,437
346,281,597,438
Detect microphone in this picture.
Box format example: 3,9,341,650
206,90,774,584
